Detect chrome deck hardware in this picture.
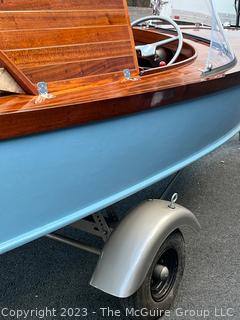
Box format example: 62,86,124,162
37,82,49,96
36,82,55,103
123,69,139,81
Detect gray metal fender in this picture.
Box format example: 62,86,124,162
90,199,200,298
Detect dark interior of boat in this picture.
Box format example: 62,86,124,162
133,28,196,74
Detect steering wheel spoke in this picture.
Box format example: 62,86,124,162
136,36,179,58
131,16,183,66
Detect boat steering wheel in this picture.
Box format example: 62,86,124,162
131,16,183,66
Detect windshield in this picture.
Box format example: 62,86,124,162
128,0,236,76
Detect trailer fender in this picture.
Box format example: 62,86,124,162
90,199,200,298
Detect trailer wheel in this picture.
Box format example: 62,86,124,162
121,230,185,319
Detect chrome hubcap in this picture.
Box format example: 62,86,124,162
153,264,170,282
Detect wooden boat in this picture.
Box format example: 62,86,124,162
0,0,239,317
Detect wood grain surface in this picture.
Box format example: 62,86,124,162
0,0,124,10
0,7,239,140
0,0,138,86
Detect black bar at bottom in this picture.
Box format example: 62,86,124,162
237,0,240,27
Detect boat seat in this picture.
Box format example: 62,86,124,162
0,0,138,94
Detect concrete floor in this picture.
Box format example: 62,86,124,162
0,134,239,319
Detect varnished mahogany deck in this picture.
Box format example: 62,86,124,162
0,0,138,89
0,25,239,140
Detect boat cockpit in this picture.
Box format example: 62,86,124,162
131,15,196,75
130,0,236,77
0,0,236,98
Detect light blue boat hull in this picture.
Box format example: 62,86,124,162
0,87,240,254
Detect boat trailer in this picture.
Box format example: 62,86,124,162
47,173,200,312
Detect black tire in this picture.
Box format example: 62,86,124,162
121,230,185,320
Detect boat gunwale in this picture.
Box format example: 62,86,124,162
0,27,239,140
